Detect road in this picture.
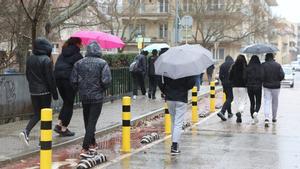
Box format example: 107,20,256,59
102,73,300,169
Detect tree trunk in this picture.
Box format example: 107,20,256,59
16,35,30,73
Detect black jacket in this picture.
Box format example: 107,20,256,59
244,64,263,88
148,55,157,76
70,42,112,103
262,59,285,89
219,56,234,87
54,45,83,80
229,63,246,88
158,76,195,103
133,54,147,75
26,38,58,100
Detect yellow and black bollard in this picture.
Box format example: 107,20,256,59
164,103,171,134
210,82,216,113
192,86,199,123
40,108,52,169
122,96,131,153
223,91,226,104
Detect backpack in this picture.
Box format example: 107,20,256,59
129,56,140,72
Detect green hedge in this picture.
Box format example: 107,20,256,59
102,53,137,68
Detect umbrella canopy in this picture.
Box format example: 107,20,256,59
240,43,279,54
142,43,170,52
71,30,125,49
155,44,214,79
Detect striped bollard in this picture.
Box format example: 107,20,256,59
192,86,199,123
210,82,216,113
223,91,226,104
122,96,131,153
164,103,171,134
40,108,52,169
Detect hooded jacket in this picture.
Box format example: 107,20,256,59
26,37,58,99
244,57,264,88
219,56,234,87
148,54,157,76
70,42,112,103
132,53,147,75
229,59,247,88
158,76,195,103
262,57,285,89
54,45,83,80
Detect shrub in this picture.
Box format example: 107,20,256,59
102,53,137,68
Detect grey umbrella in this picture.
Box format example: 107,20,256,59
240,43,279,54
154,44,214,79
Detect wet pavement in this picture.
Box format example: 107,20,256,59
101,73,300,169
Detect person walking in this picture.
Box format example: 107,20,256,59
217,55,234,121
244,55,264,124
158,76,195,155
229,54,248,123
70,42,112,157
19,37,58,146
147,49,158,99
262,53,284,127
206,64,215,83
54,37,83,136
130,50,148,100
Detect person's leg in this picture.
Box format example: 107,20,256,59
239,88,248,114
227,87,233,116
233,88,243,123
152,76,158,99
148,76,153,98
255,87,262,113
247,88,255,118
56,80,65,126
263,88,272,120
82,103,90,131
195,75,200,91
167,101,176,139
60,80,76,128
132,73,138,96
233,88,240,113
82,102,103,150
137,74,146,95
271,89,280,121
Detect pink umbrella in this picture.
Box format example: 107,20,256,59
71,30,125,49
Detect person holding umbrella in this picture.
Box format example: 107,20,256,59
147,49,159,99
244,55,264,124
229,54,248,123
54,37,83,136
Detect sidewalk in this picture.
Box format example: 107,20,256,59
0,86,212,163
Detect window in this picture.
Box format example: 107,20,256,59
183,0,189,12
207,0,224,11
159,24,168,39
211,48,225,60
128,24,146,37
159,0,169,12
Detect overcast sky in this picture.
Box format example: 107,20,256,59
271,0,300,23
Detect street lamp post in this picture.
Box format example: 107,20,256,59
174,0,179,46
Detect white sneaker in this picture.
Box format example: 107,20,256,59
132,95,137,100
19,131,29,146
253,112,259,124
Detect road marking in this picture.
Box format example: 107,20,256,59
96,112,218,169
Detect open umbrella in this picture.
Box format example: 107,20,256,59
71,30,125,49
240,43,279,54
142,43,170,52
155,44,214,79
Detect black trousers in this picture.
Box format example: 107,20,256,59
247,86,262,118
148,75,158,97
220,86,233,115
132,73,146,96
26,94,52,135
56,79,76,127
82,102,103,150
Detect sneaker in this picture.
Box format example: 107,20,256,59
80,149,97,159
60,129,75,137
171,143,181,155
148,93,151,99
132,95,137,100
264,119,269,128
19,131,29,146
228,113,233,119
253,112,259,124
217,112,227,121
54,125,62,134
236,112,242,123
272,119,277,123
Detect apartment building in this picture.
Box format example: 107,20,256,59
122,0,278,60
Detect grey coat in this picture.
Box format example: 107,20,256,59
70,42,112,103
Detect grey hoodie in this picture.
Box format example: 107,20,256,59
70,42,112,103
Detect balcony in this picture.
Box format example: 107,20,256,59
122,4,173,19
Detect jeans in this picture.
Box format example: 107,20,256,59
25,94,52,135
220,86,233,115
148,75,158,97
233,87,248,114
247,86,262,118
132,73,146,96
82,102,103,150
195,75,201,91
57,79,76,127
167,101,187,143
263,88,280,120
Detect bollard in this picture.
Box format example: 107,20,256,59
210,82,216,113
191,86,199,123
40,108,52,169
122,96,131,153
164,103,171,134
223,91,226,104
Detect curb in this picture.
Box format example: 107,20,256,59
0,86,223,166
